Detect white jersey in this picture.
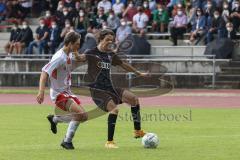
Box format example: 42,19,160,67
42,48,74,102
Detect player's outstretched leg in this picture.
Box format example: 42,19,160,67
105,100,119,149
61,99,88,150
122,90,146,138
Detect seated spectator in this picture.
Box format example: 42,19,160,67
18,0,32,18
56,7,73,28
28,18,50,54
112,0,125,17
101,21,108,29
222,1,231,23
148,0,157,12
207,10,226,43
4,23,21,55
91,7,108,28
43,10,56,28
170,7,188,46
116,18,132,43
80,0,92,13
132,6,149,37
7,1,25,22
48,21,61,54
143,1,152,19
152,4,169,33
107,10,121,32
203,0,215,29
230,0,240,31
223,22,239,40
64,0,75,10
0,0,7,22
188,8,206,44
58,19,75,49
98,0,112,14
14,21,33,54
122,1,138,24
74,10,89,35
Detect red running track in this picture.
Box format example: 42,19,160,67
0,89,239,108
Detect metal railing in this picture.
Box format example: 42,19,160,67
0,55,230,88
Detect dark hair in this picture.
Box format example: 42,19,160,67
64,32,81,45
97,29,115,43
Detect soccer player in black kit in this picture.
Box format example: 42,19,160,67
76,29,148,148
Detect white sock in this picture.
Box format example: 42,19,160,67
64,121,80,143
53,116,63,123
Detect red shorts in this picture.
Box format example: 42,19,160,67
55,92,81,111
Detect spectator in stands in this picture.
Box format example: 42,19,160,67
74,10,89,35
14,21,33,54
112,0,125,17
64,0,75,10
7,1,25,22
116,18,132,43
230,0,240,31
152,4,169,33
222,1,231,23
56,7,73,28
204,0,215,29
148,0,157,12
223,21,239,40
48,21,61,54
101,21,108,29
188,8,206,44
112,0,127,5
0,0,6,22
18,0,32,18
60,19,74,40
122,1,137,24
43,10,56,28
132,6,149,37
206,10,226,43
80,0,92,13
107,10,121,32
98,0,112,14
28,18,50,54
91,7,108,28
170,7,188,46
143,1,152,19
4,23,21,55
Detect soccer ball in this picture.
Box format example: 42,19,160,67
142,133,159,148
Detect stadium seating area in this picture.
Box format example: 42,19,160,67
1,0,240,55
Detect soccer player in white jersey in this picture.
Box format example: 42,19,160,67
36,32,87,150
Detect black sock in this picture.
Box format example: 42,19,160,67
108,113,118,141
131,104,141,130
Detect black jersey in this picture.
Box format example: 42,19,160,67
85,47,123,91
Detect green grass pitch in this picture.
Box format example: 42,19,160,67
0,105,240,160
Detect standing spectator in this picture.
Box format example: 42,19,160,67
207,10,226,43
0,0,7,22
112,0,125,16
230,0,240,31
28,18,50,54
14,21,33,54
132,6,149,36
122,1,138,24
223,22,239,40
43,10,56,28
170,7,188,45
152,4,169,33
4,23,21,55
98,0,112,14
116,18,132,43
48,21,61,54
107,10,121,32
188,8,206,44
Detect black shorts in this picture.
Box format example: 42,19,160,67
90,87,124,112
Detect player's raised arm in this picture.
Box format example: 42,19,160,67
37,71,48,104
